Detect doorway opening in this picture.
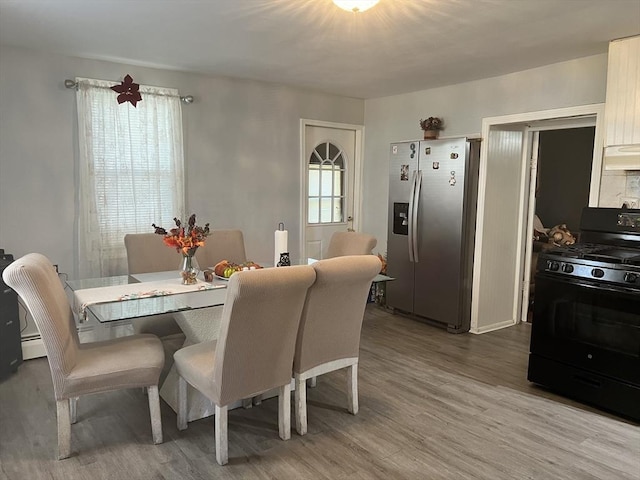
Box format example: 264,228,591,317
526,126,595,322
471,104,605,334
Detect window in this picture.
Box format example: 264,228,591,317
308,141,345,224
76,77,185,277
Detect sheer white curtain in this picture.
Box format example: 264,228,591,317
76,77,185,278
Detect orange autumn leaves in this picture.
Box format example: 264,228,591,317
153,214,210,256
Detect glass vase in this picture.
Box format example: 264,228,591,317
180,253,199,285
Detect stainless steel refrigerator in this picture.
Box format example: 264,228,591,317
386,137,480,333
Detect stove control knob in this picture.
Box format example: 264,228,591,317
562,264,574,273
591,268,605,278
548,261,559,271
624,272,638,283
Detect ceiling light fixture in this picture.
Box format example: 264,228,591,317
333,0,379,13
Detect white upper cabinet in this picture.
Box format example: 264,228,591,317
604,35,640,146
603,35,640,170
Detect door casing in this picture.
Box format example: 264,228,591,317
471,104,605,334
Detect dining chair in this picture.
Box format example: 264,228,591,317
293,255,382,435
194,229,247,268
124,233,186,382
174,264,316,465
326,231,377,258
2,253,164,459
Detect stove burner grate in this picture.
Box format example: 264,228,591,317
545,243,640,265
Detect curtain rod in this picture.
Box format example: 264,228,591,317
64,79,194,104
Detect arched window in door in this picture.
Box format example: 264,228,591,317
308,141,346,224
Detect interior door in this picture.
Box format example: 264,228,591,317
520,131,539,323
303,125,356,259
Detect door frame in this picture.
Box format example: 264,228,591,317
299,119,365,259
519,117,598,322
471,103,605,334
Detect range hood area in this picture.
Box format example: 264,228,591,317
603,144,640,171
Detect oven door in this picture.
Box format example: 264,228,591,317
531,272,640,386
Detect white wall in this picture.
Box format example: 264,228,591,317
362,54,609,254
0,48,614,279
599,170,640,207
0,46,364,277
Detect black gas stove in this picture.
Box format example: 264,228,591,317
538,207,640,287
529,207,640,421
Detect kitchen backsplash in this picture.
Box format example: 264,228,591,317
599,170,640,209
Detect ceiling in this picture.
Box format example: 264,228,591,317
1,0,639,99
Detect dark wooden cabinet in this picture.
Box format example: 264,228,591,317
0,252,22,380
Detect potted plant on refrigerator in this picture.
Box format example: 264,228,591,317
419,117,444,139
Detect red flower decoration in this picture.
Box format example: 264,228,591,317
110,74,142,107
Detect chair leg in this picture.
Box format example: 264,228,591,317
70,397,78,424
215,404,228,465
177,376,188,431
56,399,71,460
278,383,291,441
294,375,307,436
347,363,358,415
147,385,163,444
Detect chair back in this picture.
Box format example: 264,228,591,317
294,255,381,373
195,229,247,268
213,265,315,406
326,232,377,258
2,253,80,398
124,233,181,274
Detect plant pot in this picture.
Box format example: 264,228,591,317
423,130,439,140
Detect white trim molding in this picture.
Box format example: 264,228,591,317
471,103,605,334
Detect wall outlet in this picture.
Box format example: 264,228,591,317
621,197,639,209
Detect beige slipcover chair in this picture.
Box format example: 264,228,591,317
168,229,248,421
124,232,183,274
124,233,186,382
174,264,316,465
326,231,377,258
293,255,382,435
194,229,247,268
2,253,164,459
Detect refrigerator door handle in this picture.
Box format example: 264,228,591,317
407,170,418,262
412,170,422,262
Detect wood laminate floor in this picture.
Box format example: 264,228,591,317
1,306,638,480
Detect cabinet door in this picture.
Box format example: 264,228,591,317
604,36,640,147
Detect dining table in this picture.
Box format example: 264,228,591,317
66,262,394,422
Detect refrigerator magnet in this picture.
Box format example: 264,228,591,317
400,165,409,181
432,161,440,169
449,171,457,186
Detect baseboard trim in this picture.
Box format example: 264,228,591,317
21,338,46,359
470,319,516,334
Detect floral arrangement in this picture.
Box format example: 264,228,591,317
419,117,444,131
152,214,210,256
